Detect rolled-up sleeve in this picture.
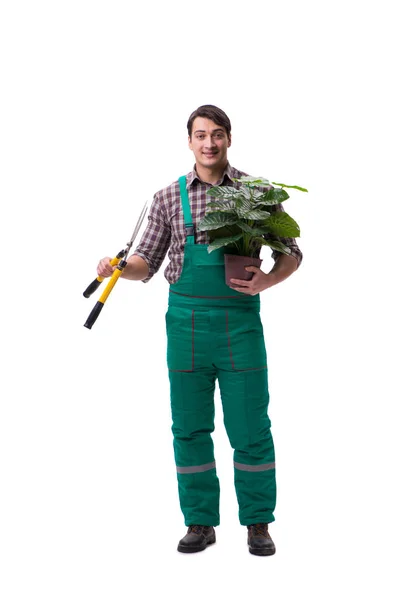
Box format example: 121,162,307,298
269,203,303,267
133,193,171,282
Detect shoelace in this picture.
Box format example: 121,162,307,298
250,523,269,537
188,525,204,534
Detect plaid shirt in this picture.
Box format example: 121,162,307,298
133,163,303,284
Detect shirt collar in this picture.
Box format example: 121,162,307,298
187,162,235,188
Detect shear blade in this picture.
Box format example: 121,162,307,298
127,201,148,248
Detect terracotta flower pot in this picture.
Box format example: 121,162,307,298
224,254,262,288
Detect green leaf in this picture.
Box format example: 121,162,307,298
237,222,272,235
233,175,271,187
206,200,236,212
256,188,289,205
208,224,241,241
238,185,252,199
252,237,292,255
207,233,244,253
207,186,244,199
251,189,266,200
235,197,255,216
197,212,238,231
263,212,300,237
241,209,271,220
271,182,308,192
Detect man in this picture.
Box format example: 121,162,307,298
97,105,302,555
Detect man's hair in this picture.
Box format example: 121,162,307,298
187,105,231,139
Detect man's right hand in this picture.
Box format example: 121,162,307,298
97,257,116,278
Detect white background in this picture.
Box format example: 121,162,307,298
1,1,399,598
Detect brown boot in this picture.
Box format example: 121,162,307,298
247,523,276,556
177,525,216,553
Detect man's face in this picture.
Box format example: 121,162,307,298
189,117,231,171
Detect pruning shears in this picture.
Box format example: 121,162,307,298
83,201,148,329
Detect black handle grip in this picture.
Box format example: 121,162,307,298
83,278,102,298
84,301,104,329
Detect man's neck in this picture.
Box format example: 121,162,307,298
195,162,228,185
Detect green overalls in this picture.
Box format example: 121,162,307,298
166,176,276,527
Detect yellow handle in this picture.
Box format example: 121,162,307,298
84,256,127,325
96,256,120,283
98,266,124,304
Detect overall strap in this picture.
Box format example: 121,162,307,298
178,175,195,245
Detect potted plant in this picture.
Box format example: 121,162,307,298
197,175,307,286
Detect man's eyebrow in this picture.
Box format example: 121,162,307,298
193,128,225,134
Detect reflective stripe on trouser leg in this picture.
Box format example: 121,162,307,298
218,367,276,525
169,368,220,526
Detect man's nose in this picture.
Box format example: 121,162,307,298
204,136,216,148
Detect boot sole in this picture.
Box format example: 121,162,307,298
248,544,276,556
177,535,216,553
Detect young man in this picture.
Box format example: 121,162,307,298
97,105,302,555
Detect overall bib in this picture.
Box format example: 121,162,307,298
166,176,276,526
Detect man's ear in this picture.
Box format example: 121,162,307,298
228,135,232,148
188,135,193,150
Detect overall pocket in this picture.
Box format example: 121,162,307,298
224,309,267,371
165,306,195,372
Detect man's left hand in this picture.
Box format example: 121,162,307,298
229,266,278,295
